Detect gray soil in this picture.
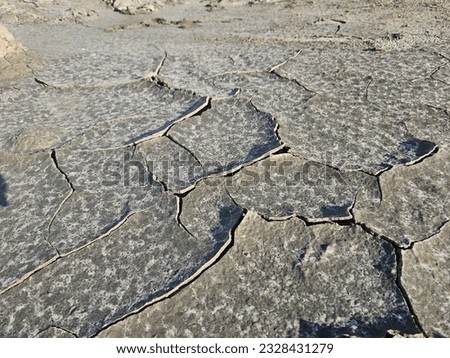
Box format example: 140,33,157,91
0,0,449,338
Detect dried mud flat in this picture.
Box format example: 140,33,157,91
0,0,449,338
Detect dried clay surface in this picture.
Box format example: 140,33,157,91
0,0,449,338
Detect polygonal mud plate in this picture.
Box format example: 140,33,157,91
0,80,207,153
0,190,236,337
48,147,166,253
354,149,450,247
99,212,418,338
278,94,437,174
0,152,69,291
29,25,166,86
158,42,301,96
168,97,282,176
226,153,378,221
402,222,450,337
276,47,447,95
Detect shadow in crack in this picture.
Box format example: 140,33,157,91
399,138,436,160
319,203,351,218
373,240,397,277
299,313,420,338
210,204,244,247
0,174,8,207
383,138,436,167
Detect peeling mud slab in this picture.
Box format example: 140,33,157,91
275,47,449,156
48,147,166,253
168,98,281,175
402,222,450,337
354,149,450,247
0,80,206,153
99,212,418,338
0,152,69,290
0,156,243,337
0,194,234,337
279,94,437,174
226,153,378,221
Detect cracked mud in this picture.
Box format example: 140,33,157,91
0,0,449,338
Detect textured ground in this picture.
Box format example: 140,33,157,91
0,0,449,338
